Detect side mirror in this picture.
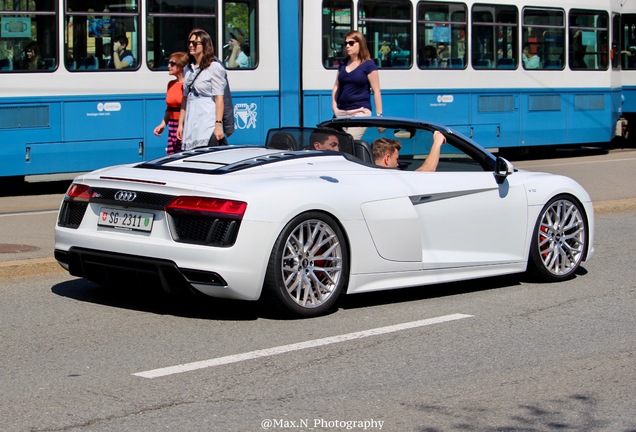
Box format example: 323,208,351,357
494,157,514,184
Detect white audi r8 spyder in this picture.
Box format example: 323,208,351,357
54,118,594,317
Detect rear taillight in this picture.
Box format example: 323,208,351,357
165,197,247,219
59,183,91,229
65,183,91,201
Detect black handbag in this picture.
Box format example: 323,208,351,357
208,135,228,147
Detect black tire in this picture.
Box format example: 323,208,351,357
527,194,588,281
264,212,349,318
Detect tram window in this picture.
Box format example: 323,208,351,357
471,4,518,70
147,1,213,70
569,9,609,71
66,1,139,71
322,0,353,69
620,15,636,69
417,2,467,70
522,8,564,70
359,0,412,69
222,1,257,69
0,0,56,73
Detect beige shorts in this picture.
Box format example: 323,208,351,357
333,107,371,140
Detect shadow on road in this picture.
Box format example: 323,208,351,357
49,266,589,321
51,279,264,321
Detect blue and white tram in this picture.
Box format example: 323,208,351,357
0,0,626,180
303,0,625,153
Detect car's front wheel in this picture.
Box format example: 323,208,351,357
264,212,349,318
528,195,588,281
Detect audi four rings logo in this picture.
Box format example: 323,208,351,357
114,190,137,202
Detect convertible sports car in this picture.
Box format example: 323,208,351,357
54,117,594,317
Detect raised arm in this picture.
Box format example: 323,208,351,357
416,131,446,172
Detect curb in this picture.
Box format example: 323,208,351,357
593,198,636,214
1,198,636,280
0,257,64,279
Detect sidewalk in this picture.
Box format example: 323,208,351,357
0,193,62,261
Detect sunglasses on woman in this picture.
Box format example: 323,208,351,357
344,40,357,47
188,40,202,47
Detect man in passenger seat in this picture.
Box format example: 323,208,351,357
372,131,445,171
310,130,340,151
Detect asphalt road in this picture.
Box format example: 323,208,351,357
0,209,634,431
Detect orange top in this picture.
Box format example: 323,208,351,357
166,80,183,120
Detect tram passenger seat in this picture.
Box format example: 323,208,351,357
0,58,12,70
393,57,409,68
473,59,491,68
544,59,562,69
85,57,99,69
497,58,515,69
42,58,56,70
449,58,464,68
78,57,99,70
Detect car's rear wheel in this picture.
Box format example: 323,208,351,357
528,195,588,281
264,212,349,318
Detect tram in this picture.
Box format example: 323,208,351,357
0,0,626,180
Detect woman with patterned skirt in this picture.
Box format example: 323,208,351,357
153,52,188,154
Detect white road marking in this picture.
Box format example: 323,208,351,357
0,210,58,217
133,313,473,379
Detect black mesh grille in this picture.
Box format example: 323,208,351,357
168,213,240,247
57,201,89,229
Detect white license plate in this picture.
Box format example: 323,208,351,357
98,207,154,232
